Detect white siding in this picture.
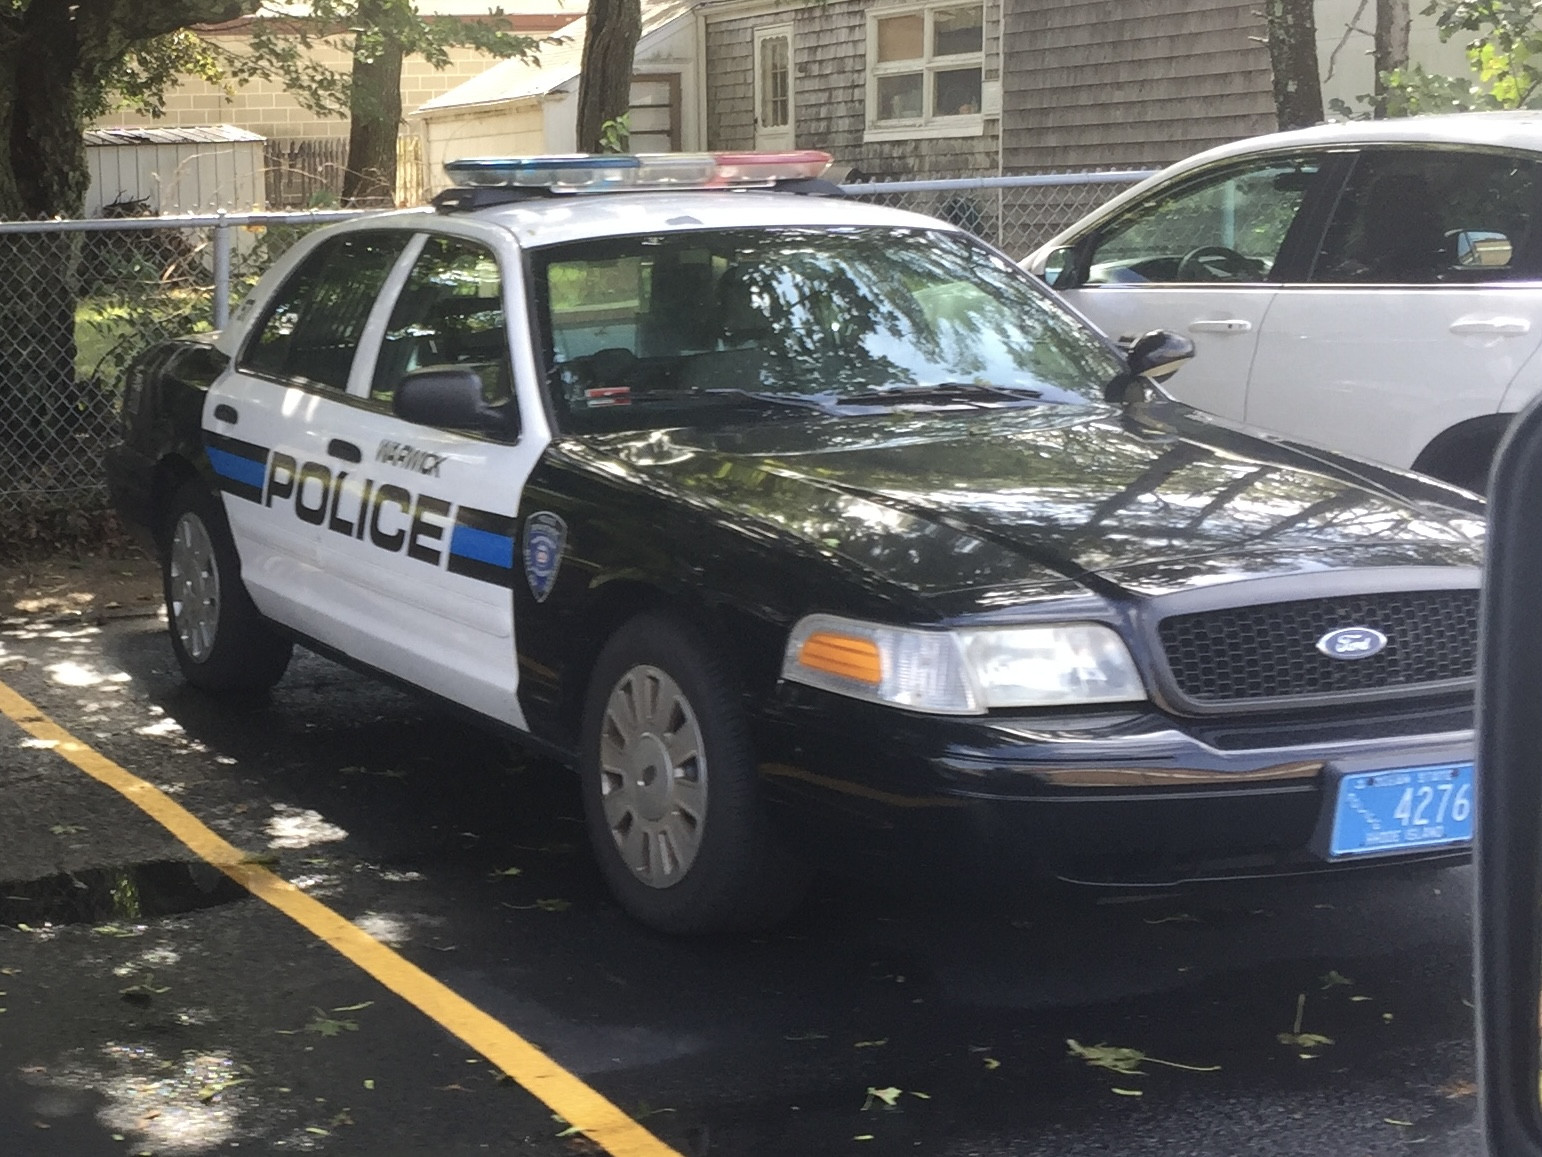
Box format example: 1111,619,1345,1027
86,140,263,216
419,104,550,194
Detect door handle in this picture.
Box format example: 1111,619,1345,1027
212,403,238,424
327,438,362,463
1187,319,1254,334
1449,317,1531,336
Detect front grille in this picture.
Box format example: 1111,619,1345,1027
1157,590,1479,706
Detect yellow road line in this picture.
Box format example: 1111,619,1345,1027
0,679,682,1157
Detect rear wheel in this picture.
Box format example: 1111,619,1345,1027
162,482,292,692
579,614,810,934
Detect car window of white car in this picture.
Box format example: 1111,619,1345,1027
1053,154,1324,422
1246,148,1542,482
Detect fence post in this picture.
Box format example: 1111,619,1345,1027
212,211,232,330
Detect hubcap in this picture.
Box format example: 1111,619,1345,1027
168,511,220,663
598,664,707,889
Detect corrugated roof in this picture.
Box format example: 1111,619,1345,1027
416,0,693,114
85,125,266,147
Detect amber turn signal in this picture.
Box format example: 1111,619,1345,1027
798,632,883,685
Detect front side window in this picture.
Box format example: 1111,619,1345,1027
1083,156,1322,285
868,4,984,134
371,235,513,431
241,232,408,390
1311,148,1542,284
532,226,1124,433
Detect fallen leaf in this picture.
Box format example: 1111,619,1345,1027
1320,970,1354,989
784,1031,828,1041
1112,1087,1144,1097
863,1086,902,1110
983,1057,1001,1071
1278,1033,1334,1048
1142,913,1199,925
1349,995,1374,1003
1385,1118,1414,1127
1067,1039,1220,1074
364,1079,375,1090
1440,1079,1477,1099
853,1135,875,1142
48,824,85,835
331,1001,374,1012
908,1091,931,1100
854,1039,888,1049
305,1126,330,1136
488,867,523,878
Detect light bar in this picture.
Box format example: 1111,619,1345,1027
442,151,832,194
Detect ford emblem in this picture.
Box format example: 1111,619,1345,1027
1316,626,1388,660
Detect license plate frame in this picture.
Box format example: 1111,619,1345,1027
1328,762,1475,858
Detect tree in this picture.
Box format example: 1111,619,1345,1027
234,2,539,206
0,0,258,446
1374,0,1412,115
575,0,640,153
1262,0,1326,130
1371,1,1542,115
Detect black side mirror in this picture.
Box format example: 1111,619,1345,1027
1127,329,1195,381
1477,392,1542,1154
393,366,510,435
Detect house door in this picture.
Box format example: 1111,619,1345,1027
753,26,794,151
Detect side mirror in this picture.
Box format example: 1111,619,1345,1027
393,365,510,435
1127,329,1195,381
1477,392,1542,1154
1041,245,1078,289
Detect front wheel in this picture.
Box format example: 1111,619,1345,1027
162,482,292,692
579,614,810,934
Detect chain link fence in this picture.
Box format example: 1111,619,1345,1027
0,170,1149,534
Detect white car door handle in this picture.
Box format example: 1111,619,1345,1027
1187,319,1254,334
1450,317,1531,335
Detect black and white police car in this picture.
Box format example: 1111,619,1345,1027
108,151,1484,933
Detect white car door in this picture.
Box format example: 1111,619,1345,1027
205,230,414,636
1246,146,1542,472
1050,153,1329,422
300,228,549,729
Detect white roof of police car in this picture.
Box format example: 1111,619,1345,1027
380,190,958,250
1031,110,1542,257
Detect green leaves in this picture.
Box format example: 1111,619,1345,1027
1066,1039,1221,1075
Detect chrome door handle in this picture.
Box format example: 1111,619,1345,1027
1450,317,1531,335
1187,319,1254,334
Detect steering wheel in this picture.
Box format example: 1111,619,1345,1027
1175,245,1257,282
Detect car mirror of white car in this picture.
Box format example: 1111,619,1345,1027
1475,390,1542,1155
392,365,512,436
1039,244,1077,289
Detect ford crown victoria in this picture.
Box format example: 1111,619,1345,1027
107,152,1484,933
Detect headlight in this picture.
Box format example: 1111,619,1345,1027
782,614,1146,715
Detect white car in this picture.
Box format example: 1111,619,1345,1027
1023,111,1542,492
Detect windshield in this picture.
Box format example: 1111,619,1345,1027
530,225,1124,431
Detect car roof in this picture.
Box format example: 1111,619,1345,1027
1180,110,1542,168
456,189,958,249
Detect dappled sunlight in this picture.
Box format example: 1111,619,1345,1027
265,804,348,850
45,659,131,688
352,911,415,944
25,1044,247,1154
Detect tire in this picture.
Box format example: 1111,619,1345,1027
579,613,811,934
161,481,292,692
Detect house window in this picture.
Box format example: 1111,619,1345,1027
868,3,984,138
760,35,790,129
628,74,681,152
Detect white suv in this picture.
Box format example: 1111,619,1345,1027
1023,111,1542,492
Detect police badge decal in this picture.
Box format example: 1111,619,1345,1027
522,512,567,603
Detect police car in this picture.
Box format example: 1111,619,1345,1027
107,151,1484,934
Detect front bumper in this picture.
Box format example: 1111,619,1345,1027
755,688,1473,887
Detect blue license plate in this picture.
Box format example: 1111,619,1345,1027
1329,762,1475,857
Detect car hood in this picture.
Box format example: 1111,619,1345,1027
576,400,1483,613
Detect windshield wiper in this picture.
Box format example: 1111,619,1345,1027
700,388,843,413
837,382,1045,407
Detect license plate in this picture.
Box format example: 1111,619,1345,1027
1328,762,1475,858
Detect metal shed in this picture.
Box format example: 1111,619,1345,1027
85,125,266,217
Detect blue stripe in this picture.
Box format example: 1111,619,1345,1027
450,524,515,569
207,446,267,490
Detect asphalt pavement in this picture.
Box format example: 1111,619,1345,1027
0,608,1483,1156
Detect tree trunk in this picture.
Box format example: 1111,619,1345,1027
342,0,404,208
1373,0,1411,117
1263,0,1325,131
575,0,641,153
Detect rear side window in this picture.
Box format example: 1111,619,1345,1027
1311,149,1542,283
240,232,407,390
